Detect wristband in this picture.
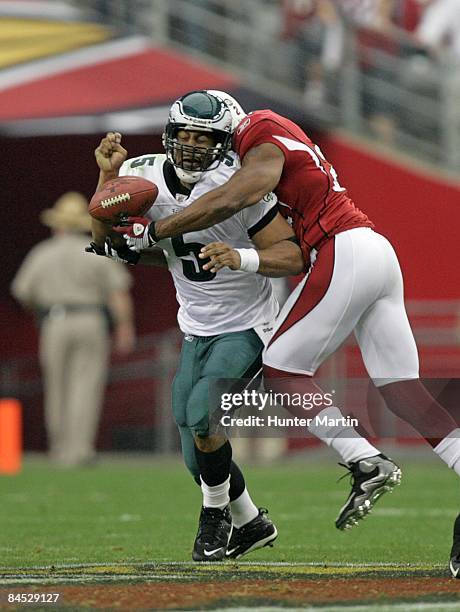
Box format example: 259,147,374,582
235,248,260,273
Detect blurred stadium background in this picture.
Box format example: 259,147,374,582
1,0,458,459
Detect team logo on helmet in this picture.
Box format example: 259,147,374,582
163,90,234,184
206,90,247,131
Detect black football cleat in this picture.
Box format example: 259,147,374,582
226,507,278,559
335,454,402,530
449,512,460,578
192,505,232,562
450,555,460,579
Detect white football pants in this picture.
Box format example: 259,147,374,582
264,227,419,386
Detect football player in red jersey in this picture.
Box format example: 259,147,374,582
117,91,460,569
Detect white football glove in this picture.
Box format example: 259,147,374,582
113,216,157,252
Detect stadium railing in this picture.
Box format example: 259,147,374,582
78,0,460,175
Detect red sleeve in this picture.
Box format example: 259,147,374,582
235,118,292,162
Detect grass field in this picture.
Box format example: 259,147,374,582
1,452,460,609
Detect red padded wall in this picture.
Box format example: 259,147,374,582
317,134,460,299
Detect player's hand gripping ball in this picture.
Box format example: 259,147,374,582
88,176,158,224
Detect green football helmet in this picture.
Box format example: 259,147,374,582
163,90,233,184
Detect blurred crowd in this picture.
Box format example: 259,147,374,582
163,0,460,152
281,0,460,142
78,0,460,80
77,0,460,147
281,0,460,66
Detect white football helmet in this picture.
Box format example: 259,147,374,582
163,90,233,184
206,90,247,131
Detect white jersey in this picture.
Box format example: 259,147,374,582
119,152,279,336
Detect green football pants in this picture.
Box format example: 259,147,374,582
172,329,263,478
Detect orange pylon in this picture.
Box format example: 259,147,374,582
0,398,22,474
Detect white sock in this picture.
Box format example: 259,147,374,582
308,406,380,464
434,429,460,476
230,488,259,528
201,475,230,509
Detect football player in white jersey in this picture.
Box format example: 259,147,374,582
88,92,304,561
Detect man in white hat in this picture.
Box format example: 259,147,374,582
11,192,136,466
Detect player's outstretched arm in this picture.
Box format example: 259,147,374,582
200,213,304,278
154,143,285,240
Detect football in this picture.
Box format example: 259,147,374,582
88,176,158,223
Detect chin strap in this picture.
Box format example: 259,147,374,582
174,166,202,185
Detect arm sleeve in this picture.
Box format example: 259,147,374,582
236,119,292,161
240,192,279,238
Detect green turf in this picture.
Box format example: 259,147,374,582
0,454,458,568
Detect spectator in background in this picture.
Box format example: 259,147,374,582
396,0,460,142
11,192,135,467
393,0,425,34
281,0,318,41
172,0,226,58
300,0,399,142
414,0,460,61
77,0,146,32
280,0,323,92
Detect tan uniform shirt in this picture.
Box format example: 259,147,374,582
11,234,131,308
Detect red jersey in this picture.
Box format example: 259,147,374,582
233,110,374,263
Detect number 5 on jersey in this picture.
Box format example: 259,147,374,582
172,236,216,282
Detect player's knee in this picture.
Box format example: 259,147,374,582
263,365,319,405
194,433,227,452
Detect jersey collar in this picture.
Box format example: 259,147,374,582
163,160,191,200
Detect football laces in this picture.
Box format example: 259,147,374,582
100,193,131,209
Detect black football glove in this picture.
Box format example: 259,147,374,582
85,237,140,265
